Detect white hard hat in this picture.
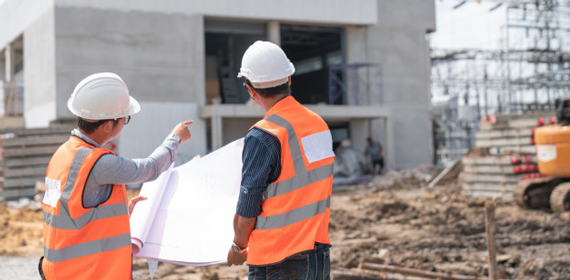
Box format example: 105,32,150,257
67,72,141,120
237,41,295,89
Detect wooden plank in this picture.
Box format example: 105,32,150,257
3,176,43,188
3,146,59,157
4,166,46,178
3,135,68,147
485,201,498,280
3,156,52,168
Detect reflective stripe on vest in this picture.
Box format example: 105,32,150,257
44,147,128,263
256,196,330,230
263,114,334,201
256,114,334,230
44,233,131,263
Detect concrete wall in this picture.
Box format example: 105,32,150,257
24,6,57,128
119,102,207,166
1,0,436,169
0,0,54,49
53,7,205,118
54,0,377,26
347,0,436,169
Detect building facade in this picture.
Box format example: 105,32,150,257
0,0,435,170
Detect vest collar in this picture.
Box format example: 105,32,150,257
71,128,102,148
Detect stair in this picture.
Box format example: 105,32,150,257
0,121,74,201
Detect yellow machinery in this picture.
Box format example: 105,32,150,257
514,107,570,213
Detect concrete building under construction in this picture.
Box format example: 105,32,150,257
0,1,435,187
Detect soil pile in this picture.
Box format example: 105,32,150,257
2,166,570,279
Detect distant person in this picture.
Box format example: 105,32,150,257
226,41,335,280
365,137,384,175
39,72,194,280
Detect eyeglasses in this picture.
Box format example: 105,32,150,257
123,115,131,125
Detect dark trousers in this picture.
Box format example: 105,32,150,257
248,243,331,280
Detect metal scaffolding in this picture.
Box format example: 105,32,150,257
431,0,570,164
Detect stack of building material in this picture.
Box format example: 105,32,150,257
460,111,556,200
0,125,72,201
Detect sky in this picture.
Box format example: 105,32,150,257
430,0,507,50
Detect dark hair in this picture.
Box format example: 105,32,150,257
245,79,291,98
367,137,372,142
78,118,120,134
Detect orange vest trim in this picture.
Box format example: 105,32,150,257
42,136,132,280
246,96,335,266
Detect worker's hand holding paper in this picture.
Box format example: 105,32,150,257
130,138,244,266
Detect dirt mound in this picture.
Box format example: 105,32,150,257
2,167,570,279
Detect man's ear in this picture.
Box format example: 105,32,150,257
102,120,113,133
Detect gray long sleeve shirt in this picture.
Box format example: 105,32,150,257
70,129,180,208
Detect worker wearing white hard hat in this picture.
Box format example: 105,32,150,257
228,41,335,280
40,72,194,280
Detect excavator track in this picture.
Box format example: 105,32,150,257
550,183,570,213
514,177,562,209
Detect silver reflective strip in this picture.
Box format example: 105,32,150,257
256,196,330,230
265,163,333,199
44,233,131,263
265,115,307,176
43,203,128,230
264,114,333,200
58,147,92,221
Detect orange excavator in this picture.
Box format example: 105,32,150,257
514,99,570,213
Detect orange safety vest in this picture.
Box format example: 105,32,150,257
247,96,335,266
41,135,132,280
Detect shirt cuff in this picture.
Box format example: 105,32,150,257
236,191,263,218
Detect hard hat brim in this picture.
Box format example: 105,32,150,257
68,95,141,119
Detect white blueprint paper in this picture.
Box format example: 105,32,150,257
130,138,244,266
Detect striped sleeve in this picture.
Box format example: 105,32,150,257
236,128,281,218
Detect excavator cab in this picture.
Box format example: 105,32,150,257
514,97,570,213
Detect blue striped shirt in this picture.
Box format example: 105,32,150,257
236,128,281,218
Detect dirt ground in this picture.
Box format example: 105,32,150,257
2,166,570,280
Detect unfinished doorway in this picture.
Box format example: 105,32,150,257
281,24,344,105
205,19,265,105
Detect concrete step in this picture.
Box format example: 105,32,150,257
4,166,47,178
3,135,68,148
3,176,43,189
3,146,59,157
4,156,52,168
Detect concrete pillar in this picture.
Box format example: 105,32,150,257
267,21,280,46
385,116,395,170
211,114,223,150
4,43,14,81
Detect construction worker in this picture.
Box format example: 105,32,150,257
365,137,384,175
39,72,193,280
227,41,335,280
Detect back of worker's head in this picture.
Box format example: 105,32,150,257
68,72,141,132
238,41,295,97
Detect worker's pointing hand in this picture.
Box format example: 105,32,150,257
170,120,194,143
